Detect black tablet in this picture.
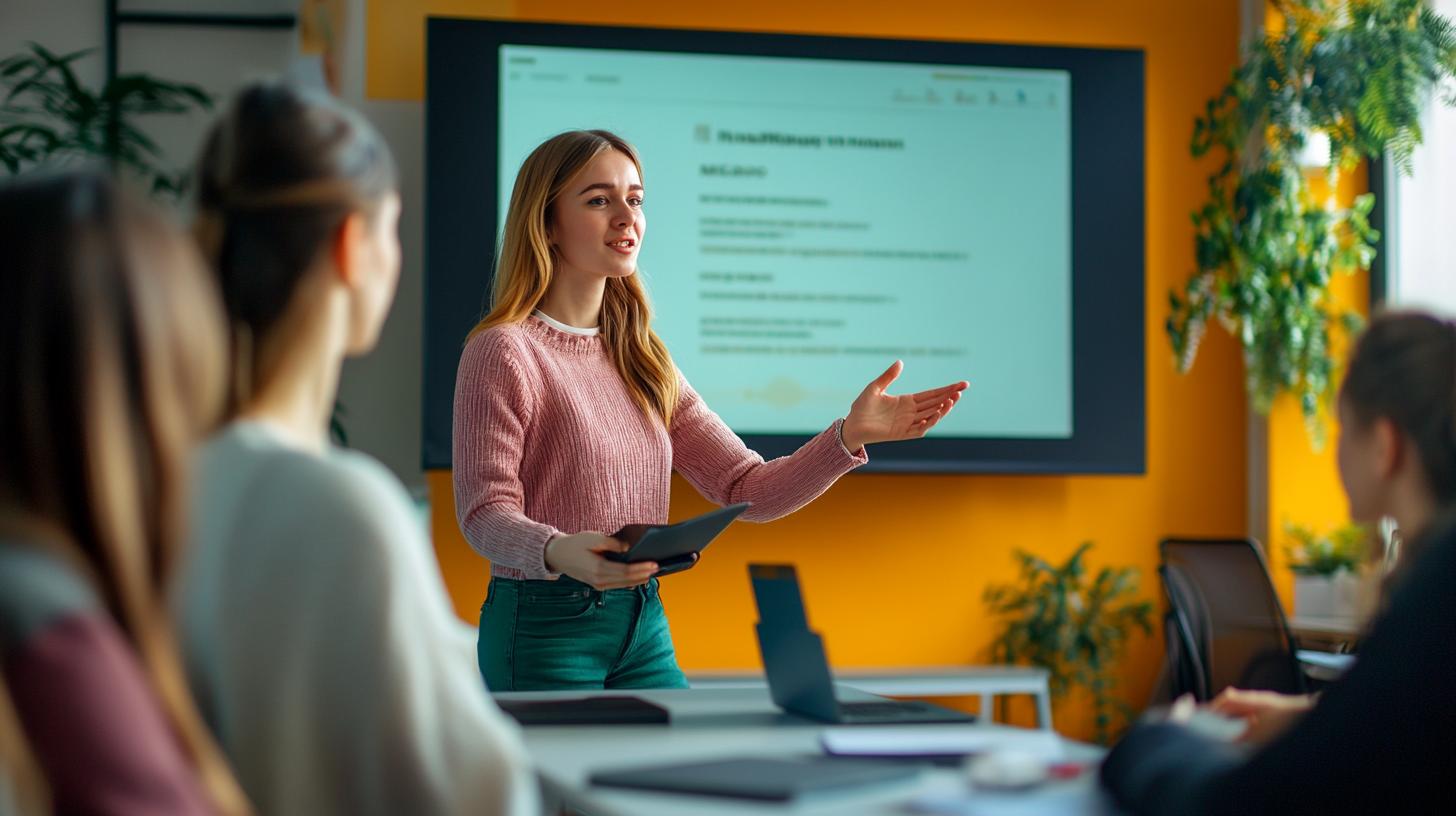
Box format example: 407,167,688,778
603,502,750,575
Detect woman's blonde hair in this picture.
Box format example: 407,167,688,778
0,172,251,815
470,130,679,426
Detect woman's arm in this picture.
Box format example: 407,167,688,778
670,373,868,521
452,331,561,577
1207,688,1314,745
671,363,965,521
6,614,215,816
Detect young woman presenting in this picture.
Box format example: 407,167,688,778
454,129,967,691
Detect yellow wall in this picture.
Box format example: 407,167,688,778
372,1,1248,739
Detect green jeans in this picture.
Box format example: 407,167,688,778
477,576,689,691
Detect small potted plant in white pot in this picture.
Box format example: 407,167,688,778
1285,522,1374,620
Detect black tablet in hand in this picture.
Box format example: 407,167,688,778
604,502,750,576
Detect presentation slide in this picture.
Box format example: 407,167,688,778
498,45,1072,438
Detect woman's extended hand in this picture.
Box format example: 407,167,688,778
543,532,658,590
1208,688,1314,745
841,361,968,452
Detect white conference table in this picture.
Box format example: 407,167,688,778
688,666,1055,729
495,685,1114,815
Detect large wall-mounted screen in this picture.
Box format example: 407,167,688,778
425,19,1144,473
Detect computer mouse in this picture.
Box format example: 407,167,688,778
966,750,1049,791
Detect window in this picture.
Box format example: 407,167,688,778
1385,0,1456,316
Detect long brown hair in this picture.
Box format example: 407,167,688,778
192,81,396,414
0,172,250,815
470,130,679,427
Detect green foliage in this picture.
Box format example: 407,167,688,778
0,43,354,445
983,542,1155,745
1285,520,1372,576
0,42,212,196
1169,0,1456,444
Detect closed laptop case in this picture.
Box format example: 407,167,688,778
496,695,670,726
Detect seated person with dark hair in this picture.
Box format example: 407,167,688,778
1101,311,1456,815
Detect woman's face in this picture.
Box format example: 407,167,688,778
346,191,402,353
1336,397,1387,524
548,148,645,283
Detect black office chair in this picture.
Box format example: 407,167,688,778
1158,538,1308,702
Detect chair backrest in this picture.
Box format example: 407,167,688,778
1159,538,1307,701
1157,564,1212,701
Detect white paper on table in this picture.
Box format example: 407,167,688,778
821,727,1065,760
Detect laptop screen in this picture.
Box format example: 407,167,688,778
749,564,811,630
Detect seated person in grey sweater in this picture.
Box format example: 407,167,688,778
1101,311,1456,814
173,83,536,816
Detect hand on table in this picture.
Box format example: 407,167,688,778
544,532,657,590
1208,688,1314,745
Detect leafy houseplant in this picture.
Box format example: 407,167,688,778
1,44,354,447
1285,520,1371,576
984,542,1155,744
1168,0,1456,443
0,42,213,196
1286,521,1376,619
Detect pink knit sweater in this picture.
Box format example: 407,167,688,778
452,316,868,580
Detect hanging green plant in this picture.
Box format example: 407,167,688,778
1168,0,1456,444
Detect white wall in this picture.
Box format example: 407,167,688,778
1,0,429,489
334,0,428,492
0,0,105,90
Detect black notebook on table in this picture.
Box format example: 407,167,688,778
589,756,920,802
495,695,669,726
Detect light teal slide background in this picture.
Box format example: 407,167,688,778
499,45,1072,438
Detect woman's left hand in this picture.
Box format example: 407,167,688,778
841,361,968,453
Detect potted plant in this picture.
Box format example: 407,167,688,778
1,42,214,196
1167,0,1456,443
983,542,1154,744
1285,521,1376,619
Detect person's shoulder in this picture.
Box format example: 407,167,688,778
1389,513,1456,607
0,542,99,657
197,421,312,478
464,321,533,358
461,321,539,375
323,447,417,512
460,322,552,401
200,424,412,538
269,446,414,530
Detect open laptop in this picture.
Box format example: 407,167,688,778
749,564,975,725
